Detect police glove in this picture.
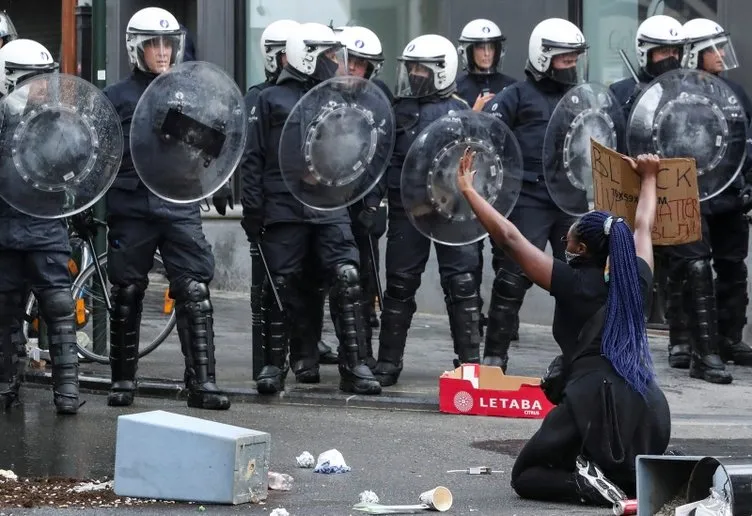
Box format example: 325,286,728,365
241,216,263,243
357,206,380,233
212,183,234,216
739,184,752,212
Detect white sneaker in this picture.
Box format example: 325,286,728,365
575,455,628,505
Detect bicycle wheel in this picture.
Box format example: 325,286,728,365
71,252,177,364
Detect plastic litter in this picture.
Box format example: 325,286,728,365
359,490,380,504
270,508,290,516
314,449,351,474
446,466,502,475
268,472,294,491
72,480,114,493
296,451,315,468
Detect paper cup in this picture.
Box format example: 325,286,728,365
419,486,453,511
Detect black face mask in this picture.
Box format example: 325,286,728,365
408,73,432,97
312,55,339,82
646,56,680,78
550,66,578,85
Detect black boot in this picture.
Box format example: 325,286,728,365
372,276,418,387
666,274,691,369
107,285,143,407
173,281,230,410
443,273,482,366
289,283,321,384
716,274,752,366
332,264,381,395
317,340,339,364
686,260,733,384
483,269,529,372
0,292,21,410
256,276,290,394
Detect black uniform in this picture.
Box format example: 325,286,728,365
512,258,670,502
103,68,230,410
481,70,579,371
241,67,381,396
0,198,79,414
0,97,80,414
659,75,752,381
456,71,516,107
366,93,482,387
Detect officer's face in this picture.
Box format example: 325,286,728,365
701,47,725,74
348,56,368,78
408,62,431,78
650,46,680,64
472,43,495,70
143,38,173,74
551,52,579,69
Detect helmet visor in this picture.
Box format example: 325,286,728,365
395,59,437,98
134,33,186,74
462,40,504,74
311,45,348,82
548,49,588,85
695,36,739,72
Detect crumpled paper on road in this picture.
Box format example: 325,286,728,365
0,470,17,481
314,449,351,474
296,451,315,468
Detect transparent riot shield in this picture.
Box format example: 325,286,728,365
401,110,523,246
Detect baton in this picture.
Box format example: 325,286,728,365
619,49,640,84
367,236,384,311
257,241,283,312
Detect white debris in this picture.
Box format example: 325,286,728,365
314,449,351,474
359,490,380,504
268,472,294,491
71,480,114,493
0,470,17,481
270,508,290,516
296,451,315,468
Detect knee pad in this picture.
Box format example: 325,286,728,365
385,273,421,301
333,263,361,301
37,288,75,322
171,280,212,316
112,284,146,306
686,259,713,295
442,272,479,302
493,268,531,298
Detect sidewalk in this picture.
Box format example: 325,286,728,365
22,289,752,418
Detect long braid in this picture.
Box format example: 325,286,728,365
573,210,655,396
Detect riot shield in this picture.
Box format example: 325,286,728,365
627,68,747,200
0,73,123,219
130,61,247,203
401,111,523,246
543,83,625,216
278,76,395,210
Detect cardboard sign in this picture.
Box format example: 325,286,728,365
590,139,702,245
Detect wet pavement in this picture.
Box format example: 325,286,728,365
22,289,752,417
7,289,752,514
3,388,752,516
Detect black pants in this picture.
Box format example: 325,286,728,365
0,251,72,294
385,210,479,283
511,403,583,503
107,214,215,290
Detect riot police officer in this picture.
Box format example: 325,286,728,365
103,7,231,409
456,19,516,109
0,39,80,414
481,18,588,372
365,34,480,387
682,19,752,369
337,25,391,367
609,15,686,121
241,22,382,395
608,15,686,367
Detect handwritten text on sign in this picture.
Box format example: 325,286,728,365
590,139,701,245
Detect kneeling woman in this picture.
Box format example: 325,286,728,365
458,151,671,506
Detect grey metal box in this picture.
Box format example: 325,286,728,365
114,410,271,504
635,454,706,515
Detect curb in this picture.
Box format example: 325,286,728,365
21,370,439,412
